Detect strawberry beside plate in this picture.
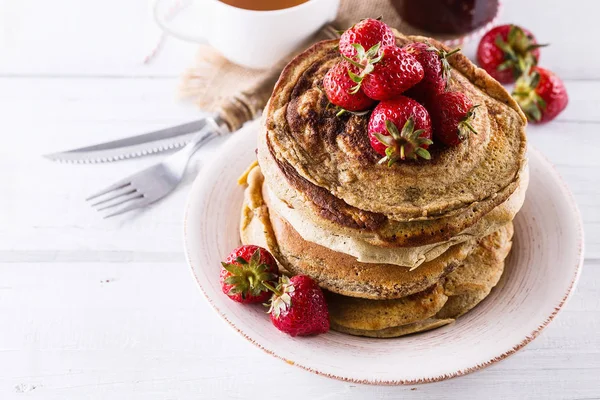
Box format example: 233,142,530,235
183,120,583,385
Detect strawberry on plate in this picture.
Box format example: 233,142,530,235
429,91,479,146
404,42,460,101
477,24,545,83
512,66,568,123
323,61,376,114
220,245,279,304
367,96,433,166
267,275,329,337
353,45,424,101
339,18,395,59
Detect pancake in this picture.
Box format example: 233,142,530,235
267,197,475,299
241,166,475,299
436,221,513,319
242,162,519,276
258,126,528,250
325,284,448,331
326,224,513,337
239,165,514,338
330,318,454,338
259,134,528,261
262,35,527,224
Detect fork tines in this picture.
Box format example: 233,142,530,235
86,181,145,218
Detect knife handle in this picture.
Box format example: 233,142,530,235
216,25,339,132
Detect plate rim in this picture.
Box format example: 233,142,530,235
183,131,584,385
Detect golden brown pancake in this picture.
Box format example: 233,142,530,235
436,222,513,319
329,318,455,338
259,132,528,250
241,165,515,299
239,165,514,338
326,224,513,337
241,166,472,299
261,35,527,226
325,284,448,331
267,201,474,299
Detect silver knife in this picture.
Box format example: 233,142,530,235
44,115,228,164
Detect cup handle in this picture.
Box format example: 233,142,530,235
152,0,208,43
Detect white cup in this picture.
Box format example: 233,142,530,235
153,0,340,69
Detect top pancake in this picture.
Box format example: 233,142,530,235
263,34,527,222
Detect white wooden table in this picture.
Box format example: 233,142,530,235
1,0,599,398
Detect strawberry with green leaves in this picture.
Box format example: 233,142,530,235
339,18,395,59
323,60,375,114
347,45,424,101
404,42,460,101
428,91,479,146
477,24,545,83
512,66,568,123
266,275,329,337
367,96,433,166
220,245,279,304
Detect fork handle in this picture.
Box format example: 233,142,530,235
165,119,219,174
182,123,218,156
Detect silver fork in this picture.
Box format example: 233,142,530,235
86,119,223,218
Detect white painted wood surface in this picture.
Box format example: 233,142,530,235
0,0,598,398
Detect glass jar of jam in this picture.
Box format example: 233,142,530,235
392,0,499,35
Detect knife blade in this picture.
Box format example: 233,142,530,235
44,116,227,164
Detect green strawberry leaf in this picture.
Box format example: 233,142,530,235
415,148,431,160
385,120,402,140
365,42,381,59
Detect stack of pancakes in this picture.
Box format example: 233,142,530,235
240,33,528,338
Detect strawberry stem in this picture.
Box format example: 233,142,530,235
512,68,545,122
445,47,461,57
377,117,432,166
261,281,281,296
457,104,480,140
342,42,385,94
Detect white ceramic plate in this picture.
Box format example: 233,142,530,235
183,120,584,385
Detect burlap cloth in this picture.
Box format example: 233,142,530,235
179,0,482,115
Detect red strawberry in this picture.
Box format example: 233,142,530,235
354,45,424,101
477,24,545,83
220,245,279,304
512,66,568,123
323,61,376,113
339,18,395,59
429,91,479,146
267,275,329,337
367,96,433,166
404,42,460,101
